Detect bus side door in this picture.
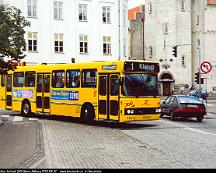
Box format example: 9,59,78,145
98,74,119,121
36,74,50,113
6,75,12,110
0,75,6,109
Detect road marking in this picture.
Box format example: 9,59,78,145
13,116,23,122
1,115,10,121
162,119,216,137
29,118,38,121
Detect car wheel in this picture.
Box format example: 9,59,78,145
197,116,203,122
170,111,176,121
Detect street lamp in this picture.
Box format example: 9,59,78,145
141,16,145,61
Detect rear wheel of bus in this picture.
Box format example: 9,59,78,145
81,104,95,124
21,100,32,117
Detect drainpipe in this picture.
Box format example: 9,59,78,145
118,0,121,60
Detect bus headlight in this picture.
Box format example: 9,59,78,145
127,110,131,114
156,108,161,113
130,109,135,114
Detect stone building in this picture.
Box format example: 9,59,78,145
128,5,145,60
143,0,216,95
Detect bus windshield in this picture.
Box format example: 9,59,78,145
122,73,158,96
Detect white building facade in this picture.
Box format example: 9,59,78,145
1,0,128,63
144,0,216,95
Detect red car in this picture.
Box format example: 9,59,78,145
161,95,206,122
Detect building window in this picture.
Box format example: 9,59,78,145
79,4,87,21
163,23,169,35
54,1,63,20
27,0,37,17
148,2,152,14
181,0,186,12
149,46,153,58
182,56,185,66
103,36,111,55
54,33,64,53
28,32,37,52
102,6,111,23
79,35,88,54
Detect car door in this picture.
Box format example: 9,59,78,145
169,97,178,113
161,97,171,114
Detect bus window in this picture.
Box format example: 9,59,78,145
14,72,24,87
52,70,65,88
81,69,97,88
1,74,5,87
99,76,106,96
66,70,80,88
110,75,119,96
37,75,43,92
25,71,35,87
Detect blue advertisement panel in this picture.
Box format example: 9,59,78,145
51,90,79,100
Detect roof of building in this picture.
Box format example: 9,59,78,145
128,5,144,21
208,0,216,5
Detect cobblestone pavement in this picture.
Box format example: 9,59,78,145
33,119,190,169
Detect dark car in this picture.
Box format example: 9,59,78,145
161,95,206,122
187,90,208,100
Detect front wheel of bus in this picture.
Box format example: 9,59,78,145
21,101,31,117
81,105,95,124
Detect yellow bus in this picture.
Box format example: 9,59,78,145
0,60,161,123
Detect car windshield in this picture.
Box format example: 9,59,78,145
122,73,158,96
178,96,203,104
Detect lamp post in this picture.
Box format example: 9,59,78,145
141,16,145,61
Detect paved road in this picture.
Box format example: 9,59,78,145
0,101,216,169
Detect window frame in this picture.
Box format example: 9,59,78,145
102,6,111,23
28,32,38,52
79,35,88,54
54,1,63,20
54,33,64,53
79,4,88,21
27,0,37,18
25,71,36,87
13,72,25,87
66,70,81,88
103,36,111,55
81,69,97,88
52,70,65,88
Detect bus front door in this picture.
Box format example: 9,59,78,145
36,74,50,114
98,74,119,121
6,75,12,110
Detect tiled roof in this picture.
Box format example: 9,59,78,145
208,0,216,5
128,5,144,21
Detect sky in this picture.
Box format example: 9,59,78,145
128,0,145,9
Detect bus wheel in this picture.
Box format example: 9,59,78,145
81,105,95,124
21,101,31,117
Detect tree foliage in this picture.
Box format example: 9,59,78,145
0,4,30,74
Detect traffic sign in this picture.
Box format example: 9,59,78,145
200,61,212,74
200,74,212,79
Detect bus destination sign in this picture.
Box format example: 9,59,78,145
124,62,159,73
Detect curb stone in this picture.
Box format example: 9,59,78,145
0,115,3,126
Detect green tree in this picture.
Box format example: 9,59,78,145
0,4,30,74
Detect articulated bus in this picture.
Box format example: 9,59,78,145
0,60,161,123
